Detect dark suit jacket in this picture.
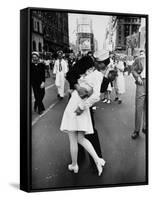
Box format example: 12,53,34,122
132,56,145,84
31,62,45,87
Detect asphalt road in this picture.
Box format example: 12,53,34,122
31,74,147,191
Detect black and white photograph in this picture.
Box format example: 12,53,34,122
21,8,148,192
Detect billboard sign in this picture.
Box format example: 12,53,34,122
79,38,91,50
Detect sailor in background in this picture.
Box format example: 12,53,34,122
53,50,68,99
31,52,45,115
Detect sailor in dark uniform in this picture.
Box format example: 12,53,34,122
31,52,45,115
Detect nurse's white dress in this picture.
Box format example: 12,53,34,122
60,69,103,135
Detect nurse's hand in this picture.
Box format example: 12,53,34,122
40,82,45,88
75,84,88,98
75,107,84,115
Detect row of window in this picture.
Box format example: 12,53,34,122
124,18,140,23
118,17,141,23
40,12,68,33
32,18,43,34
44,26,68,44
32,13,69,40
32,40,42,52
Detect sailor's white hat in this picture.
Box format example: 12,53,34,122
94,49,109,61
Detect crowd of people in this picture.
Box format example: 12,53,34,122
31,48,146,176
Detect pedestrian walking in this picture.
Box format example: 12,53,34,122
53,50,68,99
102,56,115,104
44,58,51,78
114,56,125,104
131,50,146,139
31,52,45,115
60,55,106,176
126,56,134,75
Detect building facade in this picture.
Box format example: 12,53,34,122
42,12,69,53
32,11,44,53
31,11,69,57
126,18,146,56
115,16,141,51
104,16,141,54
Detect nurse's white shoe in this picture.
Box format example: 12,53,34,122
68,164,79,173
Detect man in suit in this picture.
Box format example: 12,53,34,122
131,50,146,139
31,52,45,115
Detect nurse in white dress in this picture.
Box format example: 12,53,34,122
60,55,107,176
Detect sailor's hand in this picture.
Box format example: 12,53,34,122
137,76,143,85
40,82,45,88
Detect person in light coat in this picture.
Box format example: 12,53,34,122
131,50,146,139
114,56,125,104
53,50,68,99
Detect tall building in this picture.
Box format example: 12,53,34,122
42,12,69,53
139,18,146,50
104,16,141,53
31,11,69,56
76,16,95,55
115,16,141,51
126,18,146,56
32,11,44,53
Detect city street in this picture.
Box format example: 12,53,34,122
31,73,146,190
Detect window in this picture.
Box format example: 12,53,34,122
34,20,37,31
32,40,36,51
37,22,40,33
126,25,129,30
38,42,42,52
32,18,34,31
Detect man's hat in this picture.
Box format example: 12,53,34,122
32,51,39,57
57,50,63,55
94,49,109,62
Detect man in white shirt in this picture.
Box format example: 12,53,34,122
53,50,68,99
131,50,147,139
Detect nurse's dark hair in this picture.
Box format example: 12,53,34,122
73,55,94,75
66,55,95,90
